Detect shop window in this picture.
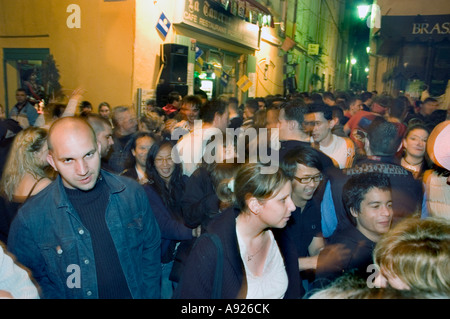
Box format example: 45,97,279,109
195,44,239,100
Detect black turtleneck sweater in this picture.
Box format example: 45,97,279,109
65,176,132,299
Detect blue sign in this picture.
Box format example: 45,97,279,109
195,45,203,60
156,12,171,38
220,71,229,87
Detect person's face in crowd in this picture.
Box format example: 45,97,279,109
266,109,279,130
252,181,295,229
403,128,428,159
132,136,154,169
277,108,290,141
82,106,92,114
180,103,200,126
16,90,27,104
215,109,230,132
99,105,111,119
258,101,265,109
154,144,175,184
350,187,393,242
243,105,254,120
266,108,280,141
47,123,101,191
292,164,321,207
349,99,363,115
304,112,334,144
172,95,182,109
422,100,439,116
116,110,138,136
96,124,114,157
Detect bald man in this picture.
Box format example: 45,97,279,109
7,116,161,299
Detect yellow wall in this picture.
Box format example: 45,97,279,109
0,0,285,112
0,0,135,112
255,27,285,97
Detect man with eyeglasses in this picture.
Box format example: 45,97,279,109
280,144,326,297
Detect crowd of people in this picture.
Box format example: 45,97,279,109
0,86,449,299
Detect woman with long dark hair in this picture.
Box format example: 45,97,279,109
143,139,199,299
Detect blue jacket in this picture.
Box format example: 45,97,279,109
7,170,161,299
9,102,39,126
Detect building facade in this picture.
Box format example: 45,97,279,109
0,0,349,117
367,0,450,99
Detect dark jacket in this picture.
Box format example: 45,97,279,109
143,183,193,263
321,156,423,238
181,165,220,230
174,207,303,299
7,170,161,299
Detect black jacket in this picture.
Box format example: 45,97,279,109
174,207,303,299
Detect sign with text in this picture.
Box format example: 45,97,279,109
173,0,259,49
308,44,320,56
237,75,253,92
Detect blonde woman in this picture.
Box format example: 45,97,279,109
373,216,450,296
0,127,55,242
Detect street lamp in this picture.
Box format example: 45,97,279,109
357,4,370,20
351,57,357,65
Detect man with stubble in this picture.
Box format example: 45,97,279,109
8,116,161,299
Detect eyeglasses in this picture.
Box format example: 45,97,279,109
293,174,323,184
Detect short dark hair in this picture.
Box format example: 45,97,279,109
423,97,438,104
372,95,393,108
199,98,227,123
245,98,259,114
389,97,408,119
323,91,335,101
181,95,202,109
281,144,323,178
281,99,308,126
167,91,181,104
346,96,362,111
343,173,391,226
306,103,333,121
360,91,373,103
130,131,157,151
366,117,401,156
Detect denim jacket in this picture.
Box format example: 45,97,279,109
7,170,161,299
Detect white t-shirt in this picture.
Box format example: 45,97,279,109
176,127,223,176
319,134,354,169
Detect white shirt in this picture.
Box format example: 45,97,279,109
236,229,288,299
319,134,354,169
176,127,222,176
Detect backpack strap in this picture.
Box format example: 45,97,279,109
202,233,224,299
